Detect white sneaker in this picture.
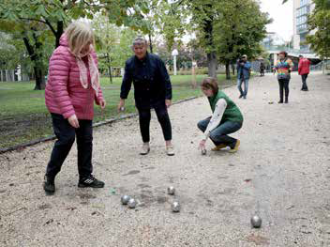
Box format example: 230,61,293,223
140,143,150,155
166,145,175,156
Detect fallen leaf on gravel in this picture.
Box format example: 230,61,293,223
44,219,54,225
38,203,52,210
246,234,270,245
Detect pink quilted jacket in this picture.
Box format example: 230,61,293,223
45,34,104,120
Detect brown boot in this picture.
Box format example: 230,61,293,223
212,143,228,151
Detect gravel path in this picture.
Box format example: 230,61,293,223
1,72,330,247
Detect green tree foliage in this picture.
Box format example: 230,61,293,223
0,0,152,89
306,0,330,58
93,14,137,82
213,0,270,79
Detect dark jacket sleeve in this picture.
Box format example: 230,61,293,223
120,61,133,99
158,58,172,100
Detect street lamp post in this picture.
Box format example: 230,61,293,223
172,49,179,76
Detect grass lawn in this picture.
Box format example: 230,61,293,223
0,74,236,150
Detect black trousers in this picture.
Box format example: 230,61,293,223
301,74,309,90
138,105,172,143
46,113,93,179
278,79,290,102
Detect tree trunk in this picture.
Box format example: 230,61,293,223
34,66,45,90
231,63,236,76
202,6,217,78
148,33,153,54
207,52,217,78
23,33,45,90
55,21,64,48
106,52,113,83
225,62,231,80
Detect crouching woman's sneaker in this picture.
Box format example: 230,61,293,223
78,175,105,188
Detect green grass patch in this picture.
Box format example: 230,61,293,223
0,74,236,150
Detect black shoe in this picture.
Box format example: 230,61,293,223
43,175,55,195
278,100,283,104
239,95,243,99
78,175,105,188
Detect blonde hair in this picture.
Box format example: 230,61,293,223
65,21,94,57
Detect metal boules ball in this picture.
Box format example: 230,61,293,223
121,195,131,205
167,186,175,195
128,198,137,209
201,149,207,155
251,215,262,228
171,201,181,213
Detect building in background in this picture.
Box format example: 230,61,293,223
293,0,316,52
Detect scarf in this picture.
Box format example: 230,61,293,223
76,52,100,97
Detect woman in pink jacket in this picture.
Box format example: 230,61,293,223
44,21,106,194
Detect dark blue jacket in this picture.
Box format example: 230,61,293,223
237,61,251,80
120,53,172,109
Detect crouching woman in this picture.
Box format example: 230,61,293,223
197,77,244,153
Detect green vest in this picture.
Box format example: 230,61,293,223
208,91,243,124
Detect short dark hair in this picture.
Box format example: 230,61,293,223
201,77,219,94
299,55,303,58
279,51,288,57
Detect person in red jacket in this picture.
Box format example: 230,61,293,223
43,21,106,195
298,55,311,91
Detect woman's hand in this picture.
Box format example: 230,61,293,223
68,115,80,128
117,99,125,112
199,139,206,150
99,99,106,109
166,99,172,108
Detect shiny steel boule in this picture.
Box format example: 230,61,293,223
128,198,137,209
121,195,131,205
171,201,181,213
167,186,175,195
251,215,262,228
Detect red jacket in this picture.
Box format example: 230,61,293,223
45,34,103,120
298,58,311,75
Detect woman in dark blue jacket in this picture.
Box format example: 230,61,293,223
118,37,174,156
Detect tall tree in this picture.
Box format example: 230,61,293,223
213,0,270,79
184,0,219,77
306,0,330,58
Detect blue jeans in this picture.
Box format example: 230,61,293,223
237,78,249,98
197,117,242,148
